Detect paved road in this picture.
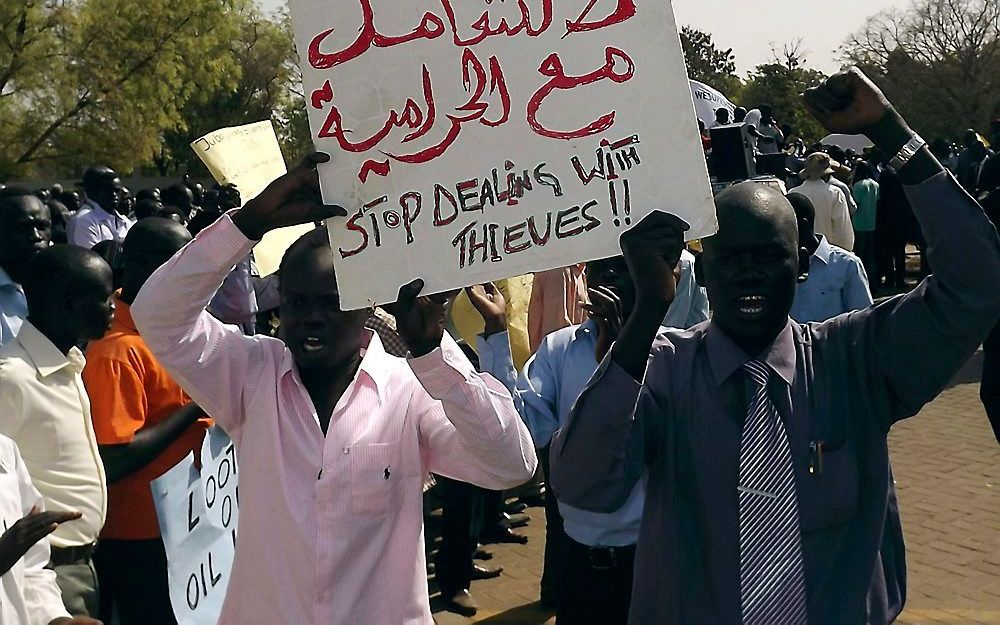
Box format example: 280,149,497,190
431,351,1000,624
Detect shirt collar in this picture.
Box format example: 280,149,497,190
574,318,599,339
84,198,110,216
15,321,85,377
357,329,393,400
112,292,137,332
706,319,796,387
284,328,392,402
812,235,833,265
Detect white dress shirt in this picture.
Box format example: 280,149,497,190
0,322,107,548
67,199,133,249
0,434,72,625
0,267,26,348
130,215,537,625
791,178,856,251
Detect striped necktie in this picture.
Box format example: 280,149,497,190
739,360,808,625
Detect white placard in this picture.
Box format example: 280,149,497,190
290,0,718,309
151,427,239,625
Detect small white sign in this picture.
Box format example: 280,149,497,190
152,427,240,625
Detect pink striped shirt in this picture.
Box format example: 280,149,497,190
131,216,537,625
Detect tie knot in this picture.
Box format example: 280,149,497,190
742,360,770,387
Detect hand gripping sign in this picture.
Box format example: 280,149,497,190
289,0,718,309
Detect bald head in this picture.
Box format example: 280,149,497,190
22,245,114,344
712,182,799,246
699,181,801,355
120,217,192,303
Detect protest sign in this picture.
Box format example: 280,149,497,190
690,79,735,126
152,426,239,625
191,120,311,276
289,0,718,309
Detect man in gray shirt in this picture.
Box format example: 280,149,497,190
551,68,1000,625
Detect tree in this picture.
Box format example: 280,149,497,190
741,42,828,143
0,0,240,180
842,0,1000,139
680,26,742,100
158,5,309,176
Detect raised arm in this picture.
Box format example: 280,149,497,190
395,283,536,488
470,283,562,448
411,333,537,489
131,154,347,434
551,211,686,511
805,68,1000,422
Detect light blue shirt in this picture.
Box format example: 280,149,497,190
791,235,874,323
479,321,647,547
664,249,711,329
0,268,27,348
476,254,708,546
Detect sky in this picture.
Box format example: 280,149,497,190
261,0,910,75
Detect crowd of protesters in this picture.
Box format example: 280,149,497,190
0,67,998,625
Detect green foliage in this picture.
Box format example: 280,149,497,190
680,26,743,100
0,0,239,180
842,0,1000,140
158,4,310,176
741,44,828,144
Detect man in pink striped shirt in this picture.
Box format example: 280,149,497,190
130,154,538,625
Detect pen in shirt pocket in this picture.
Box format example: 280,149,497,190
809,441,825,475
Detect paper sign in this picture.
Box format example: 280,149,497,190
289,0,718,309
689,79,735,126
191,121,311,276
152,427,239,625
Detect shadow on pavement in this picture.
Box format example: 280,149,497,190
474,602,555,624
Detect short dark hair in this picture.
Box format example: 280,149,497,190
21,245,109,313
278,226,330,279
134,199,162,220
0,187,36,218
854,162,874,182
162,183,193,209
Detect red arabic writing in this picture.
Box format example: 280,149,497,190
306,0,638,180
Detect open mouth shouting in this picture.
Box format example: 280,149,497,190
302,336,327,354
735,295,767,317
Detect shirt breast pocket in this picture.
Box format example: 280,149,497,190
349,441,403,517
796,441,859,533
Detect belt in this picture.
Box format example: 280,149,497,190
569,539,636,571
49,542,97,567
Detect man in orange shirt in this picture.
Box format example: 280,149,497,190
83,218,209,625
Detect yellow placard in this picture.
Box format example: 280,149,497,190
191,121,311,276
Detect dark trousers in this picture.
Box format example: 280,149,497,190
876,232,907,288
539,445,569,605
557,538,636,625
982,320,1000,444
94,538,176,625
854,230,877,283
435,476,485,596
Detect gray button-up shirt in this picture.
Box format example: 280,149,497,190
551,172,1000,625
